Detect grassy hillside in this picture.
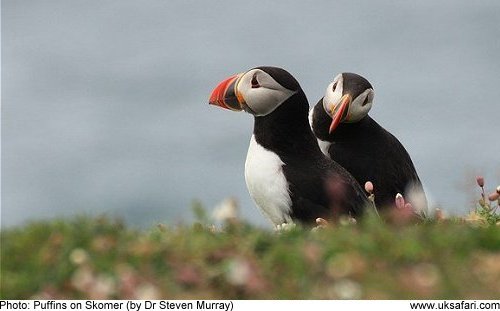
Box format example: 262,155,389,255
1,203,499,299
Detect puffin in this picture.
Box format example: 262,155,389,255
309,72,427,214
209,66,369,227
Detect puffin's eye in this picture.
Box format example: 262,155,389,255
332,81,338,92
251,75,260,88
362,95,370,106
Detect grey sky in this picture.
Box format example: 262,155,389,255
2,1,500,228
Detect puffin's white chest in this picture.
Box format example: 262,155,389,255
244,135,292,226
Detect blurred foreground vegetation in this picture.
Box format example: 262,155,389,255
1,206,500,299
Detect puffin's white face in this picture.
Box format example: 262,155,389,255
322,73,374,133
347,88,374,123
236,69,296,116
322,74,344,114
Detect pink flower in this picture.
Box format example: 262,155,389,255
364,181,374,194
395,193,405,209
476,176,485,187
404,202,413,211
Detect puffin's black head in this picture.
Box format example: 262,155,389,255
208,66,302,116
321,72,374,133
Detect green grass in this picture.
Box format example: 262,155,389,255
1,210,500,299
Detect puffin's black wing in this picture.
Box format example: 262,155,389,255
379,130,424,202
284,156,367,223
321,166,368,218
328,121,424,208
327,141,376,191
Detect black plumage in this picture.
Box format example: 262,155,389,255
311,73,426,210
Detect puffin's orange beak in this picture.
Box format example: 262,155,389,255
208,74,244,111
328,94,351,133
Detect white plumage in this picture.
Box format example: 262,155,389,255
244,135,293,227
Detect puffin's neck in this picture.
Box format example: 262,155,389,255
330,116,374,141
252,92,321,157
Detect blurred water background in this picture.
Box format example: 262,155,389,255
2,1,500,228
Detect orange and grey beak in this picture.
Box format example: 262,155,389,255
208,74,244,111
328,94,351,133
